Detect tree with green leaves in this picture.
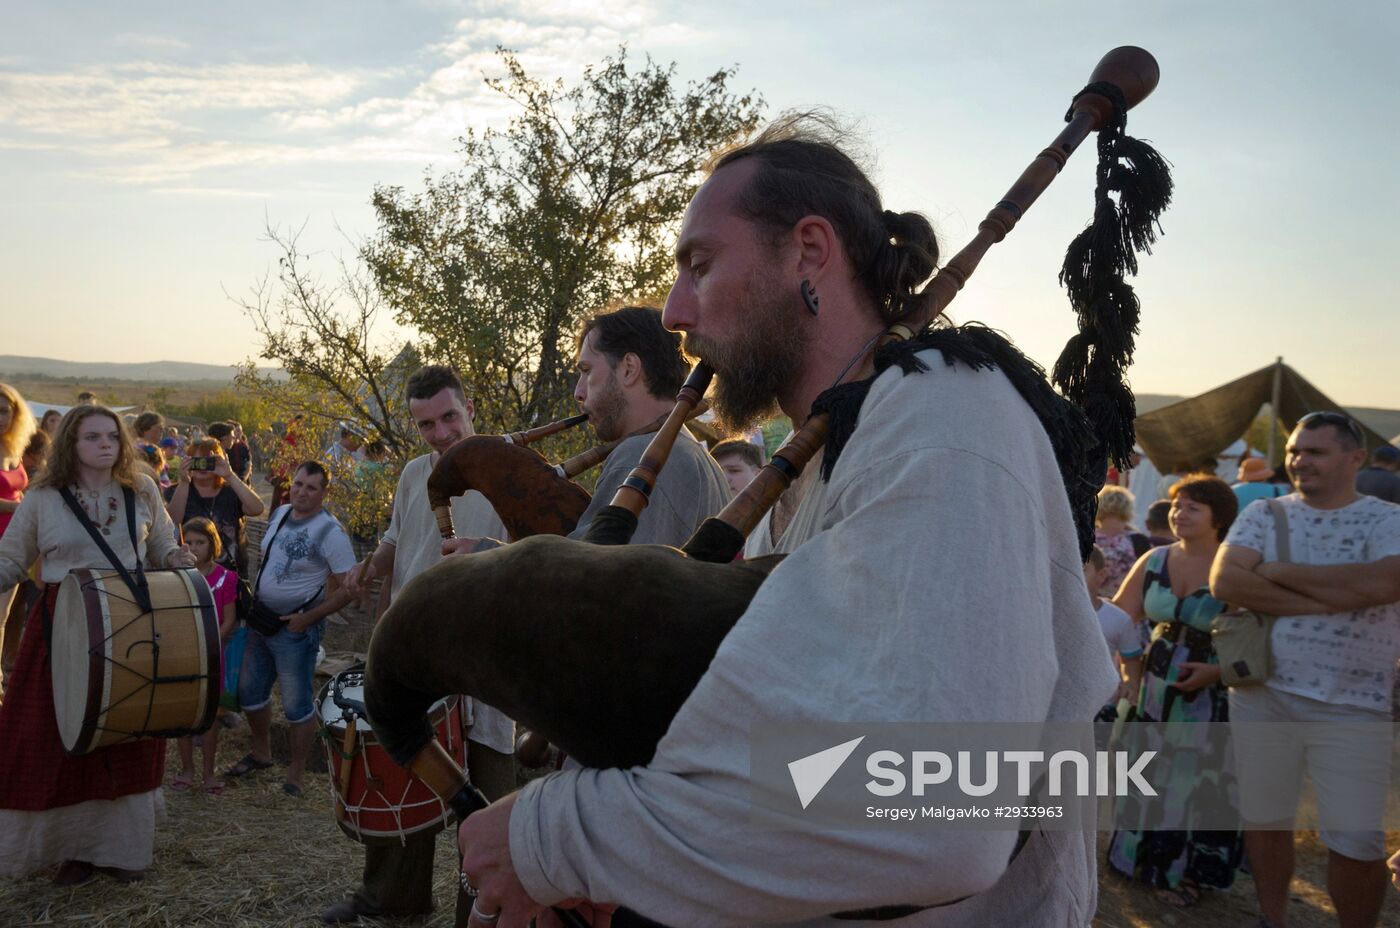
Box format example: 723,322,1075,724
363,46,763,433
239,47,761,518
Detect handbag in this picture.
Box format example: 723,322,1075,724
1212,497,1291,688
220,626,247,710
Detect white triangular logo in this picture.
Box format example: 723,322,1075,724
788,736,865,809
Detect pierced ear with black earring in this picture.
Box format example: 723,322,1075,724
800,279,820,316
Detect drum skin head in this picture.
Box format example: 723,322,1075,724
52,573,97,753
50,568,221,755
319,670,462,844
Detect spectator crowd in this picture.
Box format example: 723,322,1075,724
0,375,1396,927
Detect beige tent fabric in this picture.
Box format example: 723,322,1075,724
1134,363,1389,471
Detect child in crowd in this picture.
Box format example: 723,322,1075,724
1085,544,1143,722
1143,499,1176,547
710,438,765,498
171,518,239,795
138,445,164,476
160,437,184,484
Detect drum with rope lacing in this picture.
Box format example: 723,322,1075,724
50,567,221,755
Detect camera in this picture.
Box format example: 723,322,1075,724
188,456,217,472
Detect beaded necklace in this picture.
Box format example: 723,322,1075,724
73,484,119,536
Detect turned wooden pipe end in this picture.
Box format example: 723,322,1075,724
1087,46,1160,113
433,504,454,540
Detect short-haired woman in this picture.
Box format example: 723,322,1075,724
1094,484,1152,598
0,405,196,883
132,411,170,488
1107,475,1244,907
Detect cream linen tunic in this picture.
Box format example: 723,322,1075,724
381,452,514,753
509,352,1119,926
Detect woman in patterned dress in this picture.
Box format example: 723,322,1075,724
1106,474,1243,907
1094,484,1152,598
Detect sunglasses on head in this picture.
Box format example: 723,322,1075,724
1298,411,1364,446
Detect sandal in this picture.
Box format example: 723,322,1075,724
225,752,274,778
1155,880,1200,908
202,779,226,796
169,771,194,792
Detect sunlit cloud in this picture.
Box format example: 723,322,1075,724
150,185,272,198
0,0,703,188
0,63,364,138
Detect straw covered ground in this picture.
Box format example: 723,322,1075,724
0,716,469,928
1,716,1394,927
4,733,1394,928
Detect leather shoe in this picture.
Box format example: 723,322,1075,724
96,865,145,883
53,860,95,886
321,898,381,925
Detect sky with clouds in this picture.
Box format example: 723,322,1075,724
1,1,1396,406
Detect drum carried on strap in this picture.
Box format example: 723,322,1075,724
51,567,222,756
319,666,467,845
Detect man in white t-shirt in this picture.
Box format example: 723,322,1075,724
324,366,513,926
234,461,356,796
325,425,364,464
1211,412,1400,928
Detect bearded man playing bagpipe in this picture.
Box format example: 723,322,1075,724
439,96,1187,925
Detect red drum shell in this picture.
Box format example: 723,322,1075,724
319,674,466,845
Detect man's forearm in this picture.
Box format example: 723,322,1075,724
1212,564,1332,615
371,541,396,576
1263,561,1400,611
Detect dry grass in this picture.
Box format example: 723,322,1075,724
0,713,467,928
1093,829,1400,928
6,735,1394,928
0,705,1393,927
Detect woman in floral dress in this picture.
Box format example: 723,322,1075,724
1107,475,1244,907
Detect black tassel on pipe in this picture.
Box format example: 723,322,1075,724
1054,80,1172,475
804,83,1171,561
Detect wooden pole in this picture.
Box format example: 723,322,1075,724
1266,357,1284,464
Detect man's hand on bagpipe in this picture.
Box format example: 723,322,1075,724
459,792,617,928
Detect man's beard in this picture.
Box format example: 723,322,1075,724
682,274,807,434
588,371,629,442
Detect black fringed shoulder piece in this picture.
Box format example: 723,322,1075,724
810,323,1102,560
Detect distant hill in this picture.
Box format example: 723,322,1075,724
0,355,282,383
1137,393,1400,444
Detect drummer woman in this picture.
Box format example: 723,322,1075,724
0,405,195,884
